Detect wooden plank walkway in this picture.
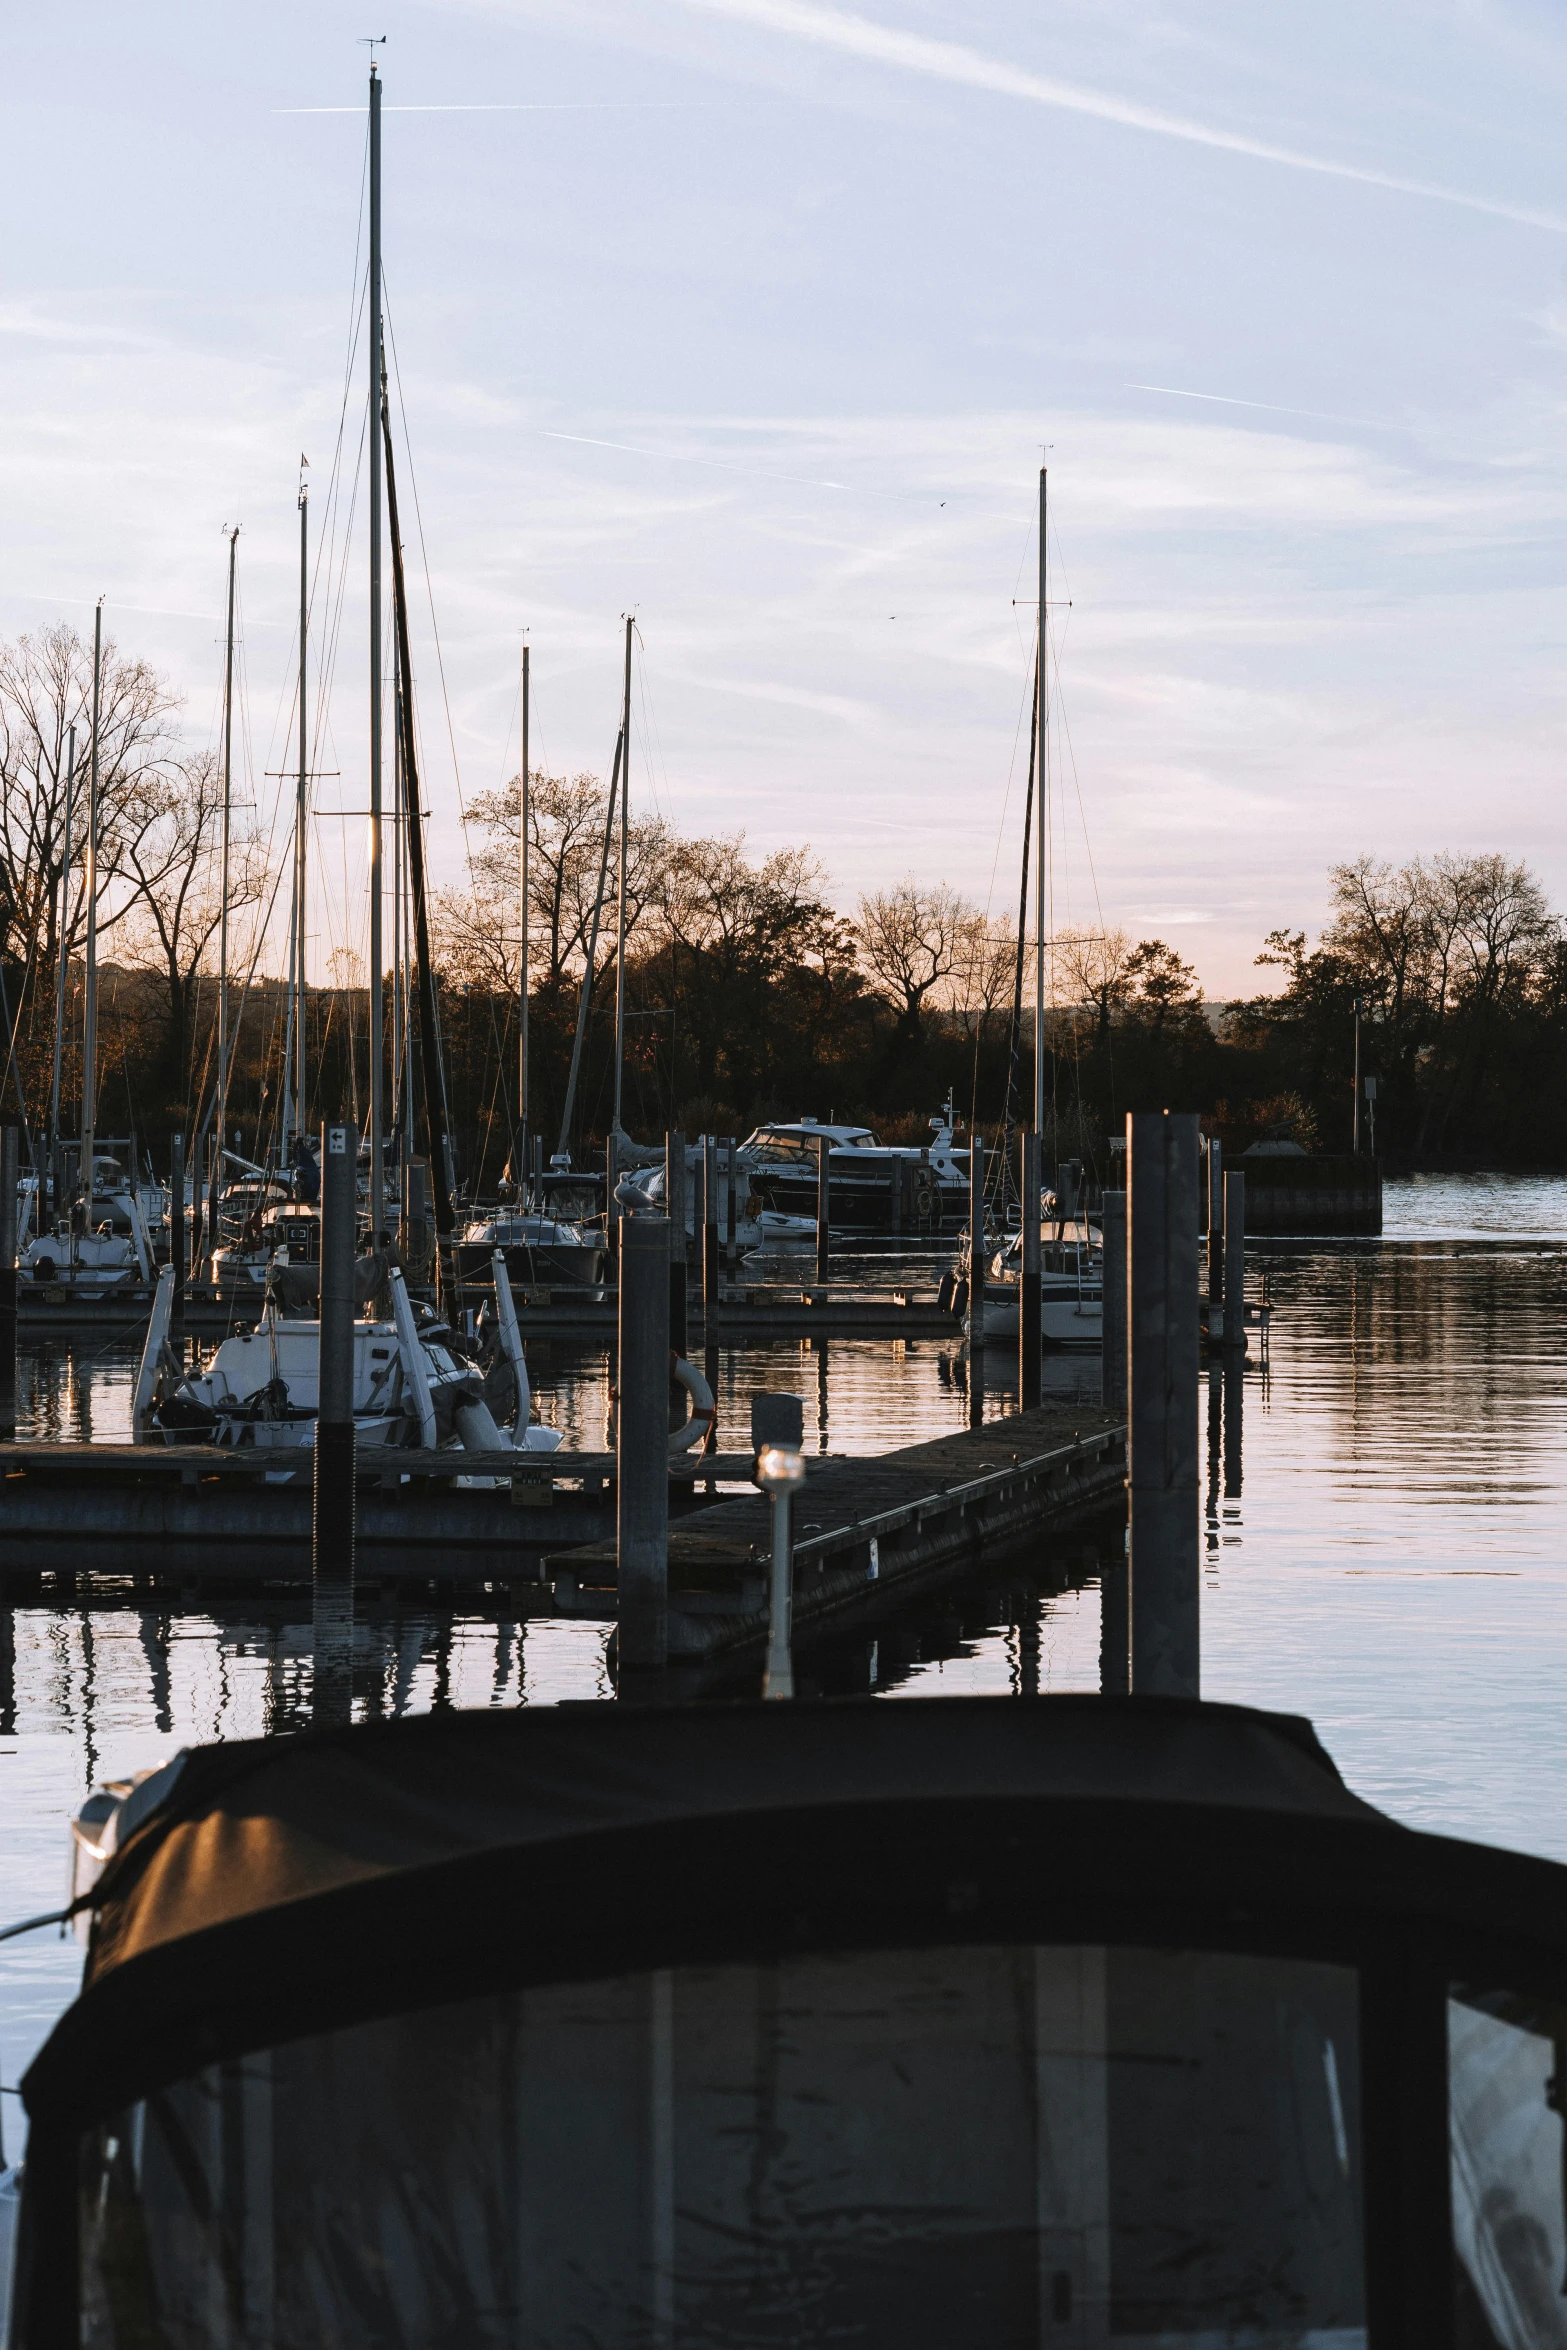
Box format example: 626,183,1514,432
543,1401,1127,1661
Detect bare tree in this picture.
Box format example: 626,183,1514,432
855,879,973,1039
116,749,268,1104
0,620,181,971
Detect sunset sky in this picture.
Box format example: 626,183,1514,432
5,0,1567,993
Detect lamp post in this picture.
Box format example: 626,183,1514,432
753,1392,805,1699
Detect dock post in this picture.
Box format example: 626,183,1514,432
724,1137,738,1267
1019,1131,1042,1407
754,1392,805,1699
313,1119,358,1725
702,1134,720,1347
169,1131,185,1321
967,1129,986,1426
0,1128,17,1440
665,1130,687,1355
1206,1136,1224,1308
815,1135,831,1286
1127,1112,1200,1698
618,1212,671,1672
1223,1170,1246,1354
606,1129,620,1271
1101,1187,1127,1415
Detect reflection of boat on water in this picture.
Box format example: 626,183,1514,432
620,1157,816,1255
454,1211,608,1291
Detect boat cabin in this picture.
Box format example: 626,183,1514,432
13,1694,1567,2347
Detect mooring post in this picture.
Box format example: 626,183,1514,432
618,1211,671,1672
1019,1129,1042,1408
754,1391,805,1699
605,1128,620,1271
702,1133,720,1346
967,1128,986,1426
1206,1136,1224,1310
1127,1111,1200,1698
0,1128,18,1441
724,1136,738,1267
1223,1169,1246,1355
169,1131,185,1321
665,1130,687,1355
815,1135,831,1287
1101,1186,1128,1416
312,1119,358,1725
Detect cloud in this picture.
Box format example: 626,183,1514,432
670,0,1567,235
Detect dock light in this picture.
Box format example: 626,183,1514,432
752,1394,805,1701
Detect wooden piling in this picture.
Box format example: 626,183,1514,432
1127,1111,1200,1699
0,1129,18,1440
312,1120,357,1723
665,1131,687,1356
1206,1136,1224,1304
1100,1186,1127,1416
816,1136,831,1286
702,1134,720,1348
724,1137,738,1267
967,1132,986,1427
618,1212,671,1671
1019,1130,1042,1408
1223,1170,1246,1352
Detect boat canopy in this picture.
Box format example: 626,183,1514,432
17,1697,1567,2348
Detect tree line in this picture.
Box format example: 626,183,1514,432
0,621,1558,1188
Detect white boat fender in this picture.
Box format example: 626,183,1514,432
669,1352,716,1454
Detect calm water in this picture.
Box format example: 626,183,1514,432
5,1172,1567,2118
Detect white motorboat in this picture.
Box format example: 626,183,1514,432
739,1107,973,1235
620,1158,816,1254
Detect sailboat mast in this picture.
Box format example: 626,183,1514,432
518,641,530,1176
294,480,308,1151
367,60,386,1238
81,600,103,1206
613,615,632,1136
49,722,75,1156
1033,466,1047,1139
218,524,238,1146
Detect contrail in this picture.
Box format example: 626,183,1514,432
1128,383,1389,431
273,100,772,114
671,0,1567,235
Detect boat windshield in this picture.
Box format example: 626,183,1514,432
80,1942,1364,2349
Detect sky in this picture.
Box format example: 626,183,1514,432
4,0,1567,995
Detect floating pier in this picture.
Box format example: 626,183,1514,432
541,1400,1126,1662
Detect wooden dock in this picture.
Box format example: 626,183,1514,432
0,1445,758,1592
540,1401,1126,1661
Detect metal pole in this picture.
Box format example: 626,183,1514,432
968,1129,986,1428
1100,1186,1127,1416
313,1119,358,1722
169,1131,185,1321
1127,1112,1200,1698
703,1133,720,1346
754,1392,804,1699
367,63,386,1267
218,526,238,1142
0,1129,17,1440
1034,466,1047,1135
815,1135,830,1286
614,616,632,1138
518,640,530,1174
617,1211,670,1672
295,484,309,1154
81,600,103,1210
665,1130,687,1355
1019,1129,1042,1407
49,723,75,1156
1206,1136,1223,1305
1223,1171,1246,1356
